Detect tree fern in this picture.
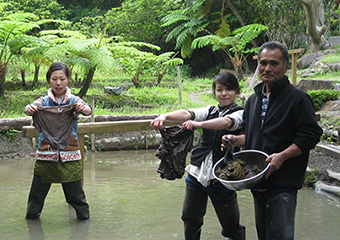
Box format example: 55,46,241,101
191,23,267,80
0,12,51,96
161,0,231,59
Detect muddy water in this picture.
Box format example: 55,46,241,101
0,150,340,240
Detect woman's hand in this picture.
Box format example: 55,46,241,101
24,104,38,116
75,103,91,115
182,120,202,131
150,115,166,131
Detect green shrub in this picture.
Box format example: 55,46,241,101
308,89,340,110
303,168,320,188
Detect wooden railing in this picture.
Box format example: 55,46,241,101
21,119,178,174
22,119,155,138
22,120,158,173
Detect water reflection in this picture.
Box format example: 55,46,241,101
0,150,339,239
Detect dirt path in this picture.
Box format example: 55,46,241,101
188,91,209,105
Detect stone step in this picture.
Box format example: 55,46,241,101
316,142,340,159
328,170,340,181
315,181,340,196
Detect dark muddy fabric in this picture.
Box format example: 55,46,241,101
33,104,79,151
216,159,248,180
217,139,248,180
223,138,235,165
155,125,194,180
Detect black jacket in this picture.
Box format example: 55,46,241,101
244,76,323,190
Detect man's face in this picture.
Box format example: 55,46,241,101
258,48,288,85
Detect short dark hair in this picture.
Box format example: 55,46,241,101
46,62,70,82
212,72,240,95
258,41,289,65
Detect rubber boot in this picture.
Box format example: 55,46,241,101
212,191,245,240
26,175,51,219
62,180,90,220
181,186,208,240
265,192,296,240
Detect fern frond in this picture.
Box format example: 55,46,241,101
165,24,187,43
3,12,38,22
187,20,209,36
196,0,213,18
0,20,39,36
192,35,223,49
215,18,231,37
36,19,70,27
157,52,175,61
119,41,161,51
163,58,183,66
161,11,190,27
87,46,114,68
183,18,207,35
176,28,191,50
231,24,268,51
39,30,86,39
110,45,147,58
44,45,67,61
180,35,193,59
0,3,8,12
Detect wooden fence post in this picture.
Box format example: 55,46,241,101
177,66,182,105
90,97,95,151
78,134,85,185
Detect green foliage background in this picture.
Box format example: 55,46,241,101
0,0,340,120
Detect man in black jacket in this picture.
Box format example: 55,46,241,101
222,41,323,240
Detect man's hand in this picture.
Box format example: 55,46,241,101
265,143,303,179
264,153,284,179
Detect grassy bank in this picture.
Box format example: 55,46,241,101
1,67,339,122
0,73,227,119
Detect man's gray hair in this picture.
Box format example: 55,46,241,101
258,41,289,65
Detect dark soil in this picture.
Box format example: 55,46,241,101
308,147,340,187
309,148,340,173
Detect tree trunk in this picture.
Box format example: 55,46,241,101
231,59,244,81
132,62,143,88
33,64,40,84
132,73,141,88
157,71,164,86
225,0,245,26
298,0,327,52
77,67,96,98
0,64,8,97
20,69,26,87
